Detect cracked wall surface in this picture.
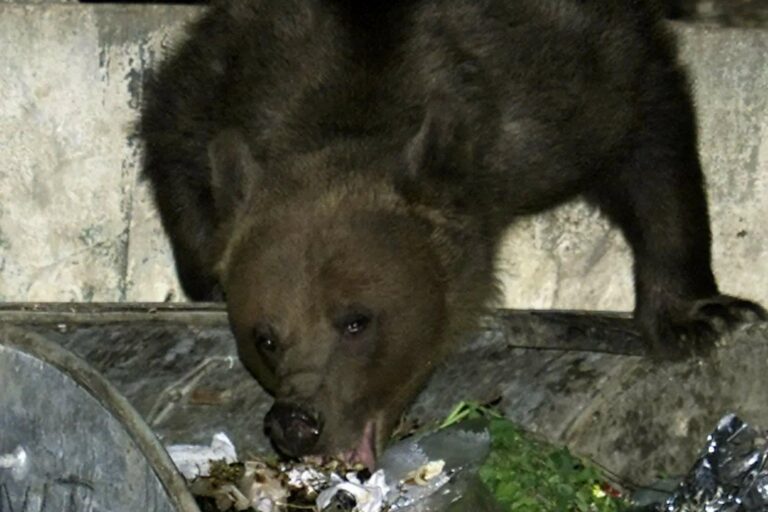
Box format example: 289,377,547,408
0,5,766,310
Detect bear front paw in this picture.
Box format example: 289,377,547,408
641,295,766,360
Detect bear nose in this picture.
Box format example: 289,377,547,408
264,402,322,457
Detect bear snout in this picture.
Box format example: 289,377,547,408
264,401,323,457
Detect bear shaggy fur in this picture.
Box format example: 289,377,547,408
139,0,764,467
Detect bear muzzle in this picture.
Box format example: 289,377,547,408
264,401,323,457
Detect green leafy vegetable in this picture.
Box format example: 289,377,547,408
440,402,630,512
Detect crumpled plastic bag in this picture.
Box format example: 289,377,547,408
319,418,503,511
656,414,768,512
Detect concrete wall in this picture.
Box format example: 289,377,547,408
0,5,195,302
0,4,766,310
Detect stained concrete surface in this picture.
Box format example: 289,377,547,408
672,0,768,27
0,4,766,312
0,5,196,302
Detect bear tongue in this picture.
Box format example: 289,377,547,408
345,420,376,471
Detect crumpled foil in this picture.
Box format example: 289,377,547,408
317,470,391,512
659,414,768,512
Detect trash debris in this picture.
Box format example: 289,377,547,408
166,432,238,480
656,414,768,512
190,460,288,512
378,418,495,511
242,461,291,512
316,470,390,512
404,460,445,486
179,420,499,512
286,465,329,495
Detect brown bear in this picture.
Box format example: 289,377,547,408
139,0,765,469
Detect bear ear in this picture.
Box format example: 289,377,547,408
208,129,262,221
403,102,469,181
405,108,451,179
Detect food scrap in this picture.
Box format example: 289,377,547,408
166,432,460,512
403,460,445,486
166,432,238,481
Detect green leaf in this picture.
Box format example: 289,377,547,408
440,409,631,512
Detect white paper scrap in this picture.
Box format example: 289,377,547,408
166,432,238,480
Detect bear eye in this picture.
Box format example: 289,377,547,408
253,327,278,354
340,313,371,336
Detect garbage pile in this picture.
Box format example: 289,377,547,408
168,413,768,511
167,419,499,512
